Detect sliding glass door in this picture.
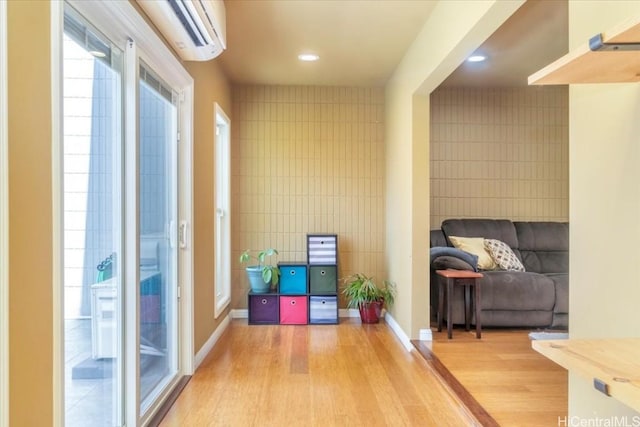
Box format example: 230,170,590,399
138,65,179,411
62,8,123,426
58,2,194,425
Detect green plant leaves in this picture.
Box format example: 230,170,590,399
241,248,280,287
341,273,396,309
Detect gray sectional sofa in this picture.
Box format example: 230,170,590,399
430,219,568,330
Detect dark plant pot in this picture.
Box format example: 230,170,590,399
359,301,383,324
246,266,270,293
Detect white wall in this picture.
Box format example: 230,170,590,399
384,0,524,337
568,0,640,419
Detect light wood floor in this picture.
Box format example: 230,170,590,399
160,318,476,426
422,328,568,426
159,320,567,426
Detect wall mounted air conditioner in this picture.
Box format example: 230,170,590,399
137,0,226,61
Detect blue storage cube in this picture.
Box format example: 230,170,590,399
278,263,308,294
309,295,338,324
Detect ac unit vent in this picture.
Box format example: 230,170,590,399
137,0,226,61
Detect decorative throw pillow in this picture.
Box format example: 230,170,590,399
448,236,497,270
484,238,525,272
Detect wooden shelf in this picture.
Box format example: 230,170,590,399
529,16,640,85
532,338,640,412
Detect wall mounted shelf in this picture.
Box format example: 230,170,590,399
532,338,640,413
529,16,640,85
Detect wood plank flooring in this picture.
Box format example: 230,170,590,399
416,328,568,426
159,319,475,426
159,320,567,426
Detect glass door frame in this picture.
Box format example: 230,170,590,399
0,0,8,425
52,1,195,425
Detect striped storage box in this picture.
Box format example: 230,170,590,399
309,296,338,324
307,234,338,265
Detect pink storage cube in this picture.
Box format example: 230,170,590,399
279,296,308,324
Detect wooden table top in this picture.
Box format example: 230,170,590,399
532,338,640,413
436,269,484,279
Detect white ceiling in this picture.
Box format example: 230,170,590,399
217,0,568,88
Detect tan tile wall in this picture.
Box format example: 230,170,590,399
430,86,569,229
231,86,386,308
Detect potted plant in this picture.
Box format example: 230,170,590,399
341,273,396,324
239,248,281,293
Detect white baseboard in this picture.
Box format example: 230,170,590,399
194,313,231,369
232,308,358,319
339,308,360,317
384,312,414,352
231,308,248,318
419,328,433,341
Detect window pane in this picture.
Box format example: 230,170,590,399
63,8,123,426
138,68,179,412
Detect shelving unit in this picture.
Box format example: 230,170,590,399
247,234,339,325
529,15,640,85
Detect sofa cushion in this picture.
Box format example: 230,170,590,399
546,273,568,314
442,219,519,249
479,272,555,311
515,222,568,274
479,310,554,328
449,236,497,270
484,239,525,272
515,222,569,251
430,229,448,248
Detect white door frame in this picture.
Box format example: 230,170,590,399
214,103,231,318
0,1,9,425
53,1,195,425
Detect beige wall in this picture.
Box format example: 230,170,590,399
231,85,387,308
385,0,524,338
568,1,640,419
183,60,231,354
8,2,53,425
430,86,569,228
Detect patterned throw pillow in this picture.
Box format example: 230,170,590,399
484,239,525,272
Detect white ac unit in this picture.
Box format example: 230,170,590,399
137,0,226,61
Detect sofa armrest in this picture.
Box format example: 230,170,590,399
430,229,448,248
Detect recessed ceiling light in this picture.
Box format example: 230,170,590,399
298,53,319,62
467,55,487,63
